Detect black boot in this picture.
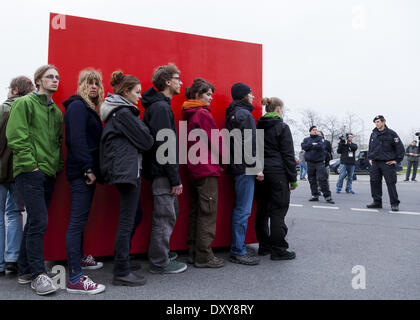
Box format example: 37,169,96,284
367,202,382,209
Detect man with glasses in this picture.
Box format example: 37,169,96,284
366,115,404,212
141,63,187,274
6,65,64,295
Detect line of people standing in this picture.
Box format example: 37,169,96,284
1,63,298,296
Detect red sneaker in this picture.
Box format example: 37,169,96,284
66,276,105,295
81,255,103,270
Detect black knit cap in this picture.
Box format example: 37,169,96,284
231,82,251,100
373,115,385,123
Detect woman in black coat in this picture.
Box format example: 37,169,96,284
255,97,297,261
100,70,153,287
63,68,105,295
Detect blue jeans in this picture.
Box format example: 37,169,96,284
300,162,307,179
65,178,96,280
0,184,23,272
231,174,255,256
336,164,355,191
15,170,55,279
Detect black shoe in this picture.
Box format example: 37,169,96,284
271,249,296,261
113,272,147,287
412,179,417,182
391,204,399,212
309,197,319,202
404,179,409,182
5,262,18,273
367,202,382,209
325,197,335,204
257,245,271,256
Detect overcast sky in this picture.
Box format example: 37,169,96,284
1,0,419,145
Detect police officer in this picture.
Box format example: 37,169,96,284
301,126,334,204
367,115,405,212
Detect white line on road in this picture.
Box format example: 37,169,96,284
290,204,304,207
351,208,379,213
312,206,340,210
392,211,420,215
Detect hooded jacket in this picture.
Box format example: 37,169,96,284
141,87,181,186
181,100,222,180
99,93,154,186
6,93,63,178
225,100,261,176
368,126,405,163
257,113,297,182
63,95,103,182
301,134,326,163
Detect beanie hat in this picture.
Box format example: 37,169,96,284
231,83,251,100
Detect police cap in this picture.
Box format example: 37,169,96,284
373,115,385,123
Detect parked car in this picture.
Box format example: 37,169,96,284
329,150,403,175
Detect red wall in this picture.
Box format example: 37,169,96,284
46,13,262,260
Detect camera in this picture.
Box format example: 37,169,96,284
338,135,346,143
415,132,420,137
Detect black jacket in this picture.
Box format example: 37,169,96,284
225,100,261,176
301,135,326,163
100,94,154,186
337,141,358,165
257,115,297,182
368,126,405,163
141,87,181,186
63,95,103,182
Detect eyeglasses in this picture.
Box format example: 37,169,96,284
171,76,181,82
43,75,61,81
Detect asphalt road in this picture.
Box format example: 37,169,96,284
1,174,420,300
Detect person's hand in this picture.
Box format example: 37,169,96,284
386,160,396,165
171,184,183,196
290,184,296,190
85,173,96,185
369,160,372,165
256,172,264,181
32,168,39,172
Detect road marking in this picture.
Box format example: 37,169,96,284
290,204,304,207
351,208,379,213
392,211,420,216
312,206,339,210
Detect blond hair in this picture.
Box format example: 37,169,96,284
77,69,104,111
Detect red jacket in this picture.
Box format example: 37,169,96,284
181,100,223,180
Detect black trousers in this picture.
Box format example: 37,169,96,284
406,161,418,180
113,178,142,277
307,161,331,198
255,173,290,253
370,161,399,205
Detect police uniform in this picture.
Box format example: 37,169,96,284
367,116,405,208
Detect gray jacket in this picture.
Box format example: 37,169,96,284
406,145,419,162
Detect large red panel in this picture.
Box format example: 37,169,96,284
46,13,262,260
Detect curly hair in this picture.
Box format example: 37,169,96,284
152,63,180,91
185,78,214,100
77,69,105,110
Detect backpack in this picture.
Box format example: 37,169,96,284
0,111,14,183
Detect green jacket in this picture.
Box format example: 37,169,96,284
6,93,64,178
